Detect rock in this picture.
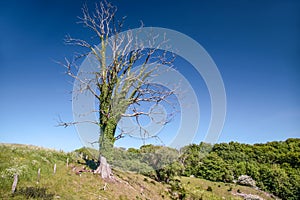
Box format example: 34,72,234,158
237,175,256,187
234,192,263,200
243,194,263,200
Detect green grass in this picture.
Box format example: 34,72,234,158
0,144,274,200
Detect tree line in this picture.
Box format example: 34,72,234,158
77,138,300,200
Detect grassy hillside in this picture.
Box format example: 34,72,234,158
0,143,278,200
0,144,170,199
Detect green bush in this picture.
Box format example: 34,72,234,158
206,186,212,192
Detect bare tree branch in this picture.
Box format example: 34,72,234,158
58,0,178,149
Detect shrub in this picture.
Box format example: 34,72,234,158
206,186,212,192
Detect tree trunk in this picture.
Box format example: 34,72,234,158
99,119,117,150
94,155,114,180
97,99,118,180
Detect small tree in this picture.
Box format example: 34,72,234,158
60,1,176,179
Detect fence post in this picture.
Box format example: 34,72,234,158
11,174,18,194
37,168,41,183
53,163,56,174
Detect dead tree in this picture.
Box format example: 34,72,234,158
59,0,177,179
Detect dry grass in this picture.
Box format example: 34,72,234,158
0,144,169,200
181,176,275,200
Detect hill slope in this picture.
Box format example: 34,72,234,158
0,143,279,199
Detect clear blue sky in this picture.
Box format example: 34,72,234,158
0,0,299,151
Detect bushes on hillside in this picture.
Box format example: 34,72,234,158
177,139,300,200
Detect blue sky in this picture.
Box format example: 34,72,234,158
0,0,299,151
